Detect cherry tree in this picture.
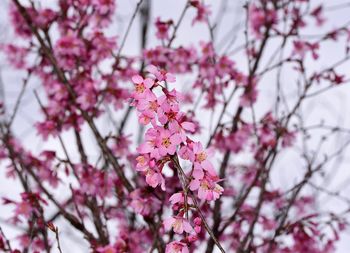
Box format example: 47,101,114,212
0,0,350,252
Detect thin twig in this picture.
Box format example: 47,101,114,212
116,0,144,58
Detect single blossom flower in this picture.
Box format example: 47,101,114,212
155,17,172,40
169,192,193,206
148,65,176,82
190,177,223,201
165,241,189,253
192,142,216,177
131,75,154,99
163,216,193,234
145,167,166,190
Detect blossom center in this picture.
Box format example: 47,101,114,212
214,184,223,193
162,137,171,148
196,152,207,162
136,156,145,165
166,111,177,120
201,181,209,189
135,83,145,93
172,219,182,231
149,101,158,111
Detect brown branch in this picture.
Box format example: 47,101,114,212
116,0,144,58
7,70,32,128
166,1,190,47
171,155,226,253
0,227,12,252
205,13,273,253
12,0,134,192
55,228,63,253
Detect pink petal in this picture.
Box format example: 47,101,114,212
178,145,187,158
158,146,168,157
170,134,182,145
193,162,202,172
148,65,158,75
181,122,195,132
192,168,204,179
198,186,207,200
183,220,193,233
182,245,189,253
136,100,148,111
193,142,202,153
202,160,216,176
167,145,176,155
173,220,184,234
132,75,143,84
158,114,168,125
166,73,176,82
163,217,175,230
149,173,160,188
206,147,215,157
169,192,183,204
157,95,166,105
144,78,154,88
169,120,180,133
137,142,153,154
150,148,160,159
189,179,200,191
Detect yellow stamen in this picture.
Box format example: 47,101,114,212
196,152,207,162
162,137,171,148
135,83,145,93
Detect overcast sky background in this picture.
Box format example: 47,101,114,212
1,0,350,252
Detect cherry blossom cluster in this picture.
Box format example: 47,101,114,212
131,66,223,251
143,42,255,110
4,1,133,140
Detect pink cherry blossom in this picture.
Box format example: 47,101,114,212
165,241,189,253
155,17,172,40
292,40,320,60
189,177,223,201
131,75,155,99
192,142,216,177
148,65,176,83
0,44,28,69
163,216,193,234
248,3,277,39
145,167,166,190
190,0,211,25
130,189,161,216
156,129,182,157
169,192,193,206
